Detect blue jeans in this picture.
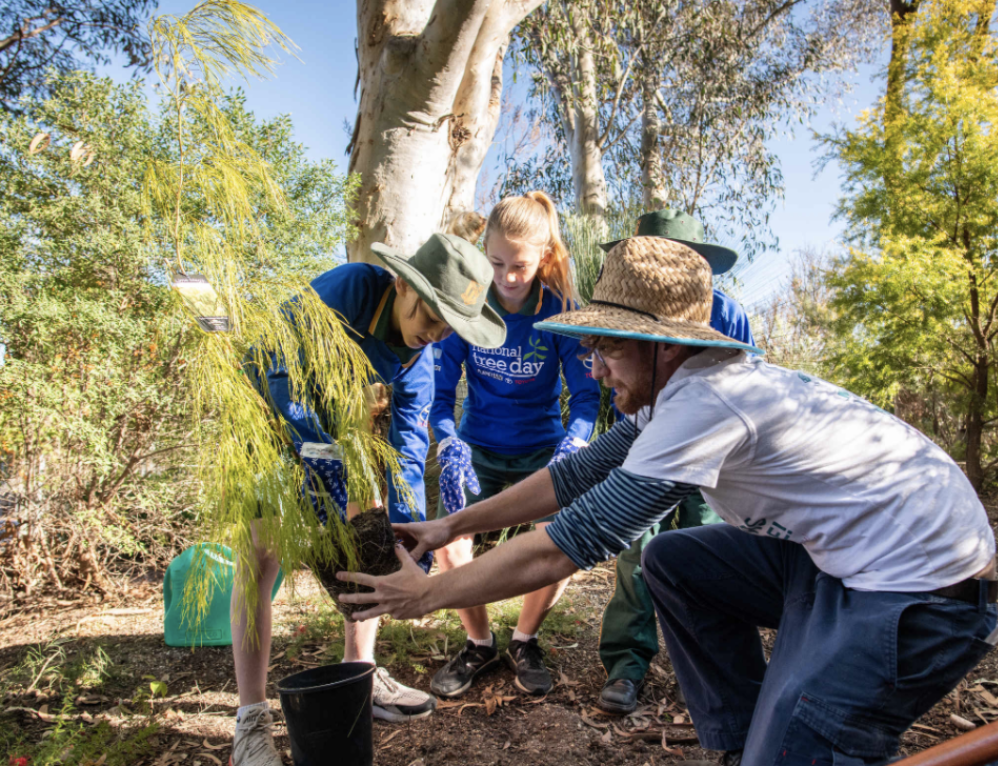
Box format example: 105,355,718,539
641,524,997,766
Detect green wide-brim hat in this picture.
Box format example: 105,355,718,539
371,233,506,349
536,237,762,354
599,209,738,275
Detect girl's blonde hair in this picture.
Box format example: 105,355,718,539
484,191,575,310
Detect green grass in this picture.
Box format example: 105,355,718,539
1,641,161,766
1,641,113,699
0,705,160,766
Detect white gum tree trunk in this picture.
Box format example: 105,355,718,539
639,66,668,211
347,0,542,263
562,14,607,219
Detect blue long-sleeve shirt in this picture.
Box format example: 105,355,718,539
431,282,601,454
711,288,754,346
248,263,433,525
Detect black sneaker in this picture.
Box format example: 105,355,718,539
598,678,642,714
430,633,501,698
504,638,552,695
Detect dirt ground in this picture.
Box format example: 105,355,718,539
4,514,998,765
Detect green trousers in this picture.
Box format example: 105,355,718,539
598,491,722,682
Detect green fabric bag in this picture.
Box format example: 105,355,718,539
163,543,283,647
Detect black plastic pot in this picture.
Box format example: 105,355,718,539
276,662,375,766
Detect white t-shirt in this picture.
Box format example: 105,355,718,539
623,348,995,592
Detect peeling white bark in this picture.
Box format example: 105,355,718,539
347,0,543,263
562,14,607,219
640,67,667,210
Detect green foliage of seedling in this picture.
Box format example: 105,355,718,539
138,1,411,642
146,677,168,699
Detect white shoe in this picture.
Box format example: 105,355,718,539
371,666,436,723
231,706,282,766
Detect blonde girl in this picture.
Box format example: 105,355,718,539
428,191,601,697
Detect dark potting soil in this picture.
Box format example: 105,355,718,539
312,508,401,620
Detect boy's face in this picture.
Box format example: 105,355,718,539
395,278,453,349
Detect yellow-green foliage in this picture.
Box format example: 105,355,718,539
141,1,408,638
824,0,998,485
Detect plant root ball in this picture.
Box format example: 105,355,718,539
313,508,402,620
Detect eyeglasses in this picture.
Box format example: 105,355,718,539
579,347,609,371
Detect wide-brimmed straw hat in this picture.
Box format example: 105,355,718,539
599,209,738,275
536,237,761,353
371,233,506,349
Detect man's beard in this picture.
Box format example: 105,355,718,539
608,358,655,415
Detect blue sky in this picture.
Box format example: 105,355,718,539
99,0,888,310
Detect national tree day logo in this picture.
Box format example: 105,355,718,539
523,336,548,363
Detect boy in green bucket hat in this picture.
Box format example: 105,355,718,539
233,233,504,766
597,210,753,714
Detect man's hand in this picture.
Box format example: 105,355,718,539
336,546,432,621
392,517,454,563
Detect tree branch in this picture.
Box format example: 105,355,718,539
0,14,65,54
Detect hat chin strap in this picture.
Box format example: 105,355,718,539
634,342,659,441
590,299,660,322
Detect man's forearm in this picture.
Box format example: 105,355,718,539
422,528,577,612
445,467,560,539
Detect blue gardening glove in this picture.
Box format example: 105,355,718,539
300,444,348,525
437,436,480,514
549,436,589,465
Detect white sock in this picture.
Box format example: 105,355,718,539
236,701,268,725
469,633,494,647
512,629,537,643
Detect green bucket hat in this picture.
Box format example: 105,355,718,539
599,209,738,275
371,233,506,349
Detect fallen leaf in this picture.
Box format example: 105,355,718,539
503,740,511,750
601,730,613,744
202,740,224,751
581,712,610,729
980,689,998,707
951,713,976,731
558,670,580,687
662,731,683,756
380,730,403,749
201,756,222,766
672,713,686,724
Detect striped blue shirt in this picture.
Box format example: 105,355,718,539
546,420,697,569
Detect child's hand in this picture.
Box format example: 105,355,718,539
300,443,348,522
549,436,588,465
437,437,480,514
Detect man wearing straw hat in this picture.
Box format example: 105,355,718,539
337,235,997,766
596,209,754,716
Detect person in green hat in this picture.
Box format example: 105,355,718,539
595,209,754,714
231,233,505,766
